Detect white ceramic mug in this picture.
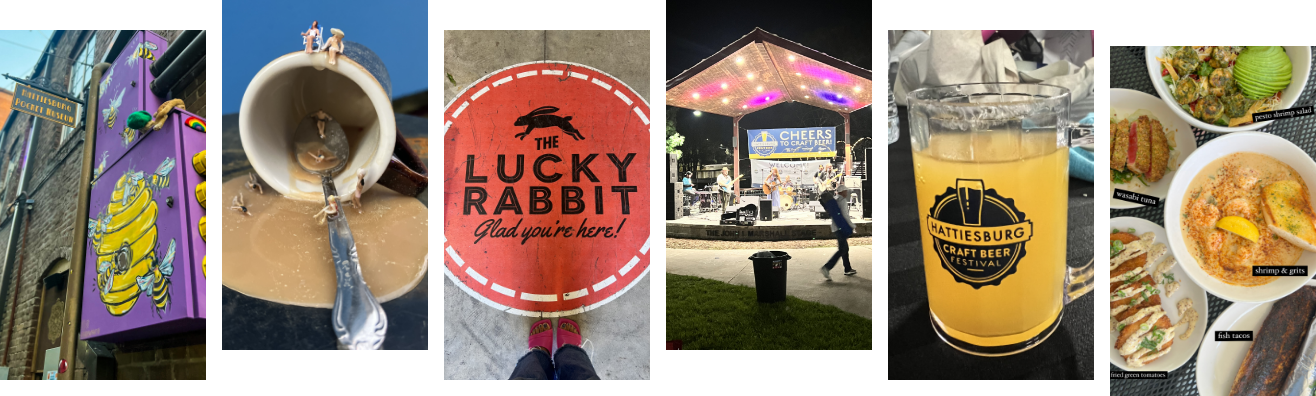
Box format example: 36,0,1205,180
239,49,395,201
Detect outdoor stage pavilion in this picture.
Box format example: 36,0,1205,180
666,28,873,241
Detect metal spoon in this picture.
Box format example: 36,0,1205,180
293,112,387,350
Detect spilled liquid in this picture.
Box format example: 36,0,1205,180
221,177,428,308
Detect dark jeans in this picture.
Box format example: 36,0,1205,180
508,345,600,380
719,190,732,211
823,232,852,272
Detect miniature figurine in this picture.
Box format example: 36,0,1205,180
144,99,186,131
314,196,341,224
230,193,252,216
306,149,327,164
301,21,321,54
246,172,264,195
346,168,366,213
313,110,332,139
323,28,345,66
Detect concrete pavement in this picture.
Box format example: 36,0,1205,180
666,247,873,318
443,274,650,379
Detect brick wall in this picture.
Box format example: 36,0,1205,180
179,68,206,118
113,332,205,380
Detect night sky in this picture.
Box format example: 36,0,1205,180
666,1,873,183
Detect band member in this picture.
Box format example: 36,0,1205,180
813,164,826,189
766,167,781,217
717,167,734,212
681,171,697,207
821,180,857,280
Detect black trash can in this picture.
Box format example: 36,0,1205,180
749,251,790,303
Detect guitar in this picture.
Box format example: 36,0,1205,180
718,174,745,193
818,172,844,191
765,174,782,194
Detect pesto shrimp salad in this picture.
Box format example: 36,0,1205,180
1157,46,1292,127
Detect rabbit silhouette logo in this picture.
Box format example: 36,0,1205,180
514,106,584,141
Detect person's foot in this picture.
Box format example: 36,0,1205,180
556,318,583,355
844,269,858,276
820,266,832,281
527,319,553,355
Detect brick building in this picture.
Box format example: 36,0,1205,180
0,30,205,380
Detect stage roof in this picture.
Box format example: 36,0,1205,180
666,28,872,118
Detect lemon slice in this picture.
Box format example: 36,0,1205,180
1217,216,1260,242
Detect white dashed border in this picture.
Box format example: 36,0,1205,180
440,61,652,317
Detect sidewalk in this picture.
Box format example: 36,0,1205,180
666,247,872,318
443,274,651,380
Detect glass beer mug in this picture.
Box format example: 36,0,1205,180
907,83,1093,356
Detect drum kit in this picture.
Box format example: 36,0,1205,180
777,176,817,212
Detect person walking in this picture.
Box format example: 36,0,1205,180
821,180,857,280
509,318,600,380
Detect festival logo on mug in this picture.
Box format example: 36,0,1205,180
925,179,1033,289
444,61,651,316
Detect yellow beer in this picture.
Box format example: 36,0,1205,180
913,131,1069,352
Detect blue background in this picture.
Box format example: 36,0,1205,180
221,0,428,113
747,126,836,157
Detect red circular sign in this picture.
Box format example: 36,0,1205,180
444,61,650,316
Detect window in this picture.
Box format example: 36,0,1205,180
61,32,96,145
0,123,28,204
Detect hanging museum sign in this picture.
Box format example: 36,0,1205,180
746,126,836,159
443,61,651,317
11,83,78,127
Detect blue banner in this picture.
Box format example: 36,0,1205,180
746,127,836,159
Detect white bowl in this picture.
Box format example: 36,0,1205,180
1145,46,1311,133
1164,133,1316,302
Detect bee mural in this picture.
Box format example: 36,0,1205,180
98,64,114,100
126,42,158,68
91,151,108,187
87,158,177,316
102,88,124,130
122,126,139,147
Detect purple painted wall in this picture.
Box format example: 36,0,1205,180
80,31,205,342
96,31,168,171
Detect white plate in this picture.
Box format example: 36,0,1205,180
1145,46,1311,133
1110,89,1199,210
1109,217,1210,372
1164,133,1316,302
1195,280,1316,396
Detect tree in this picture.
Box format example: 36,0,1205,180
666,119,685,160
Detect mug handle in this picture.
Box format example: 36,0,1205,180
1063,120,1094,305
1066,258,1094,304
1068,122,1095,148
375,131,428,197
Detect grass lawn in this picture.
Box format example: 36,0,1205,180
666,274,872,350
